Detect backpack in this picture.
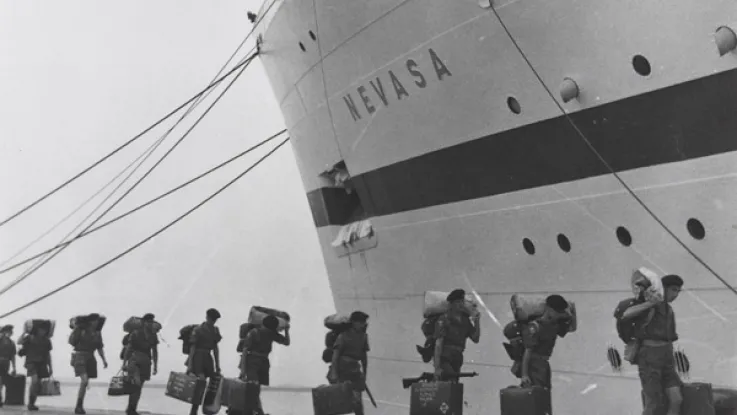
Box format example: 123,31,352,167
421,314,441,339
236,323,259,353
179,324,198,355
321,324,351,363
614,297,657,344
414,314,443,363
120,333,131,360
501,320,525,362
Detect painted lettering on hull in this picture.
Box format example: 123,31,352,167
342,48,451,122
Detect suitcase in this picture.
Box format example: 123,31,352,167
682,382,715,415
38,378,62,396
220,378,260,412
641,382,715,415
410,381,464,415
713,387,737,415
4,374,26,405
202,374,223,415
164,371,207,405
500,385,551,415
312,383,355,415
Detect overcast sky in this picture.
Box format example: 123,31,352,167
0,1,334,386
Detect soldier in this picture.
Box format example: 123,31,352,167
22,323,53,412
122,313,159,415
520,294,572,390
187,308,222,380
0,325,17,408
329,311,370,415
618,274,684,415
433,289,481,381
241,315,290,414
69,314,108,414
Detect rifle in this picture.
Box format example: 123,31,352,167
401,371,478,389
365,384,377,408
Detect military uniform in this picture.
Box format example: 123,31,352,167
24,335,52,379
634,302,681,415
333,328,369,390
125,326,159,414
125,328,158,384
69,329,102,379
521,319,561,389
189,323,221,378
434,308,474,378
0,335,15,380
333,327,369,415
243,327,288,386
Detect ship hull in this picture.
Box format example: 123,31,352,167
256,0,737,412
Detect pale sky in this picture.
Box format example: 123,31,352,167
0,1,334,386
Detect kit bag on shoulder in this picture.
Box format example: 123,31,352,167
248,306,291,331
23,319,56,337
4,374,26,405
70,314,107,331
179,324,199,355
500,385,551,415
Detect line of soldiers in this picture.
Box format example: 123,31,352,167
0,273,684,415
431,274,684,415
182,308,369,415
0,314,109,414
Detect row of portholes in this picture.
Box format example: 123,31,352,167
505,54,652,115
521,218,706,255
298,30,318,52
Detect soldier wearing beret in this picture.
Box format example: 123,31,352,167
432,289,481,381
618,274,684,415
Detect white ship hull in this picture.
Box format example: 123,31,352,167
256,0,737,412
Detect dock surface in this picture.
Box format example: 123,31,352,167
1,382,315,415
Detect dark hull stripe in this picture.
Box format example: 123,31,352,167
307,68,737,228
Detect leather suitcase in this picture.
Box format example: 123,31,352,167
713,387,737,415
500,385,551,415
682,382,715,415
409,381,463,415
4,374,26,406
220,378,260,412
641,382,715,415
312,383,355,415
202,374,223,415
164,371,206,405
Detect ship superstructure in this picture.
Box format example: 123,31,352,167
256,0,737,413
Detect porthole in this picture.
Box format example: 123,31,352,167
299,42,306,52
616,226,632,247
309,30,317,41
507,96,521,114
522,238,535,255
686,218,705,240
632,55,651,76
674,348,691,376
557,233,571,253
607,345,622,371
